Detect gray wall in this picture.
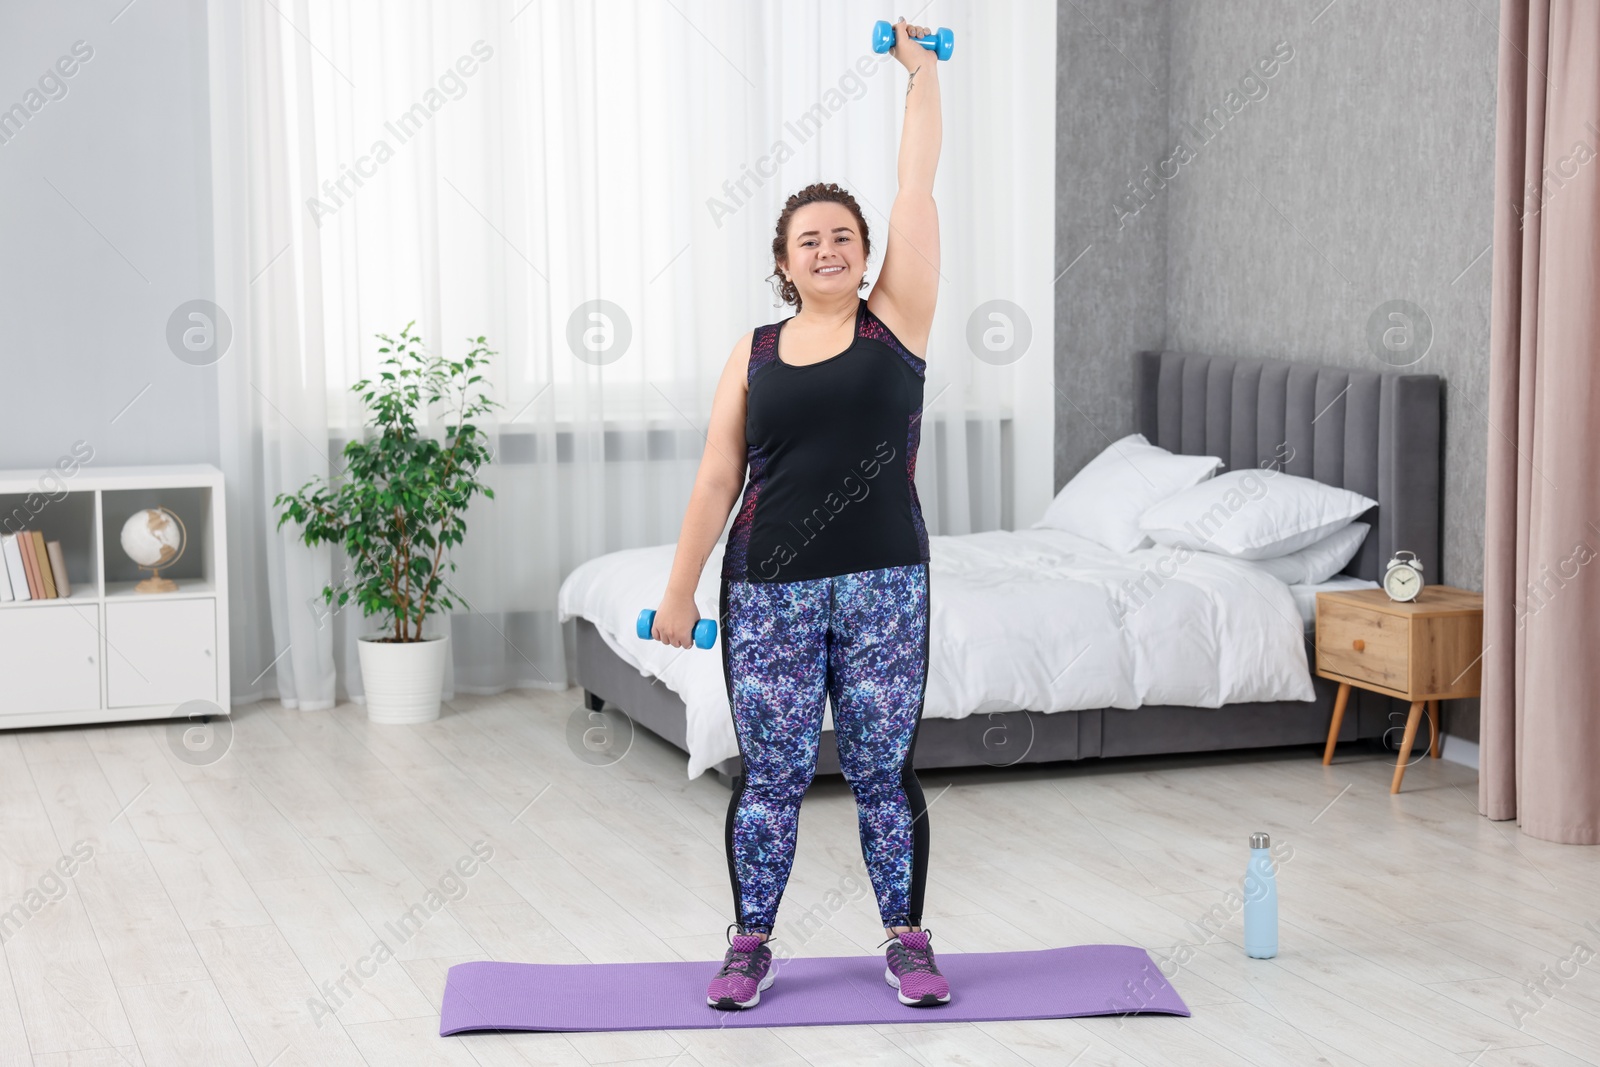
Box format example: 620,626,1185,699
1054,0,1170,497
0,0,217,474
1163,0,1495,595
1057,1,1497,742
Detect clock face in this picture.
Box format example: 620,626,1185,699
1385,564,1422,601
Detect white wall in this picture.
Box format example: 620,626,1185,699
0,0,218,473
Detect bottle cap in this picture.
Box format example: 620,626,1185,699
1250,832,1270,849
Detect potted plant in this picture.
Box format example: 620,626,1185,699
275,322,498,724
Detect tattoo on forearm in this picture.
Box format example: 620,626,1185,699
905,67,918,103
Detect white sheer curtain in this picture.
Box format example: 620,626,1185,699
207,0,1055,707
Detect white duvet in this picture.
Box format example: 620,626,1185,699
557,528,1316,779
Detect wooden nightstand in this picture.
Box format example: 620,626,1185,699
1315,586,1484,793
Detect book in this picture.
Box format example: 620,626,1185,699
46,541,71,599
0,536,11,601
18,529,41,598
32,531,56,599
1,534,29,602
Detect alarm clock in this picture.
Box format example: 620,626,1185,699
1382,550,1425,602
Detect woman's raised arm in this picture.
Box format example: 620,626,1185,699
868,18,943,356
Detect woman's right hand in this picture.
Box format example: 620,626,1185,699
652,593,704,649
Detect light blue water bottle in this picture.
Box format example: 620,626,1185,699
1243,831,1278,959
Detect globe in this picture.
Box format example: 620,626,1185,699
120,507,186,592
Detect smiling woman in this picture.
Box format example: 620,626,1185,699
644,15,955,1013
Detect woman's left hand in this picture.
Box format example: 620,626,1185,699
890,17,936,72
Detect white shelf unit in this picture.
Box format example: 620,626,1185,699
0,463,230,729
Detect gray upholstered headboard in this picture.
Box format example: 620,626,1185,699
1134,351,1443,583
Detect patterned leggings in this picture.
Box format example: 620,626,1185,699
718,563,931,936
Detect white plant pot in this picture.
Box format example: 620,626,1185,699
357,633,449,725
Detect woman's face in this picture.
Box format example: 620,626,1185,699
780,201,865,307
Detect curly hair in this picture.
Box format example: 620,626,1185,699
767,182,872,310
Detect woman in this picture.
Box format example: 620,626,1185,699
650,18,945,1010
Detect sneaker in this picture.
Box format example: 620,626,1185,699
707,930,774,1010
882,929,951,1006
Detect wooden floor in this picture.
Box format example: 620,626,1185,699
0,690,1596,1066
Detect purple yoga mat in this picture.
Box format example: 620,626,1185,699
439,944,1189,1033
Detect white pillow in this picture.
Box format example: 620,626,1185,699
1032,434,1222,554
1138,470,1377,560
1246,522,1370,585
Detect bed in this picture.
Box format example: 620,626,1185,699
560,350,1443,783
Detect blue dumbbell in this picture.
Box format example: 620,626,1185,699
637,609,718,650
872,20,954,61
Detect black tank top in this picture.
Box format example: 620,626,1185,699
722,298,929,583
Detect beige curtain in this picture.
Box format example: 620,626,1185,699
1481,0,1600,845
